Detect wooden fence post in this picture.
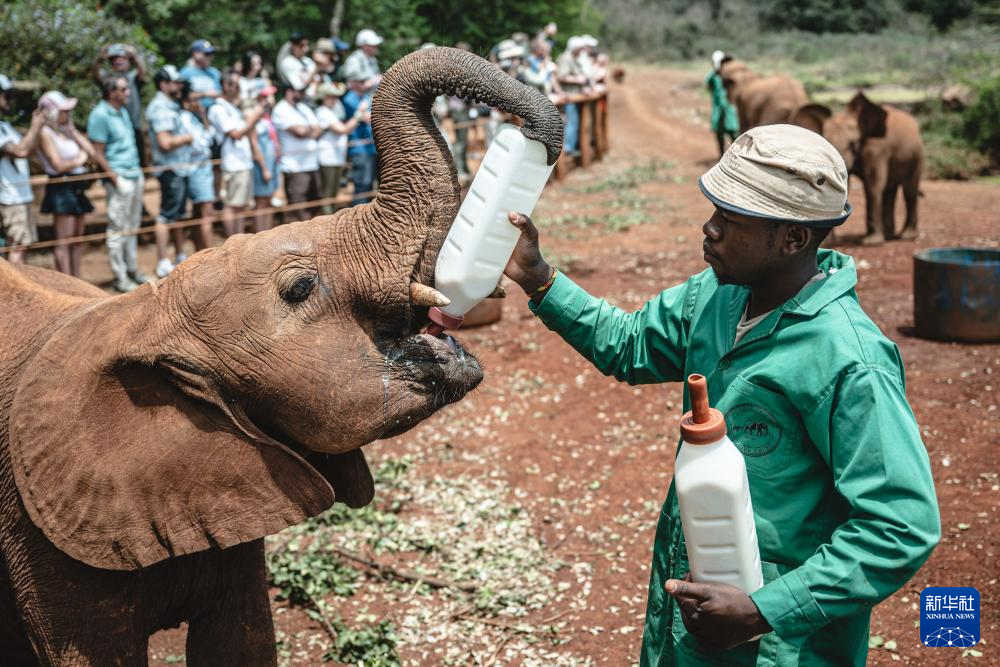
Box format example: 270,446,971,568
579,97,593,169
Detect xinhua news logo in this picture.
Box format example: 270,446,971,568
920,587,980,648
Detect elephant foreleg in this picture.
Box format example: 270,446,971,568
185,541,277,667
900,166,921,240
861,161,888,246
881,184,899,240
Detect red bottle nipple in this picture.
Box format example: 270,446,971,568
680,374,728,444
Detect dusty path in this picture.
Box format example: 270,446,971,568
131,64,1000,666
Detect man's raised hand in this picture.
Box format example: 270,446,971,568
504,212,552,296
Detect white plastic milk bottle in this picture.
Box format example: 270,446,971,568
675,374,764,595
427,123,555,333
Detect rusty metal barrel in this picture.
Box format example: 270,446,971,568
913,248,1000,342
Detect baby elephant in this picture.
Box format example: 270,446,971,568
0,46,562,666
793,92,924,246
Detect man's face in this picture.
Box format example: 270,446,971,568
163,80,182,99
110,56,129,72
193,51,212,67
361,44,379,57
287,88,304,104
702,208,784,286
110,78,130,106
292,40,309,57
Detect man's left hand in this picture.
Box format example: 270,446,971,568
665,577,772,651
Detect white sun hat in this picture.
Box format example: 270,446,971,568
356,28,384,47
712,50,725,71
699,124,852,227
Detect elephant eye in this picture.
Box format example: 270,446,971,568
281,275,316,304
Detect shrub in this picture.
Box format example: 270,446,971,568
962,75,1000,163
760,0,892,34
0,1,157,125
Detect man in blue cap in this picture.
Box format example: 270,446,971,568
503,124,940,666
181,40,222,111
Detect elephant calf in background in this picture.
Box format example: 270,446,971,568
720,59,808,133
793,91,924,246
0,47,562,666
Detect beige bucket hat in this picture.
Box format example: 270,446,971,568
699,124,852,227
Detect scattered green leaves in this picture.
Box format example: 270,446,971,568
325,617,400,666
267,542,359,605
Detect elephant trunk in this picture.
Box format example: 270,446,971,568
356,47,563,291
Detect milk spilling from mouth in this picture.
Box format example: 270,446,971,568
675,374,764,594
428,124,555,332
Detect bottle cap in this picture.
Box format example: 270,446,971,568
427,307,464,334
680,374,727,444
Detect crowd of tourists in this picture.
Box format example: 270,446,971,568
0,24,610,291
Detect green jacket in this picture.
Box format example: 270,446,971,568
706,70,739,135
529,250,940,666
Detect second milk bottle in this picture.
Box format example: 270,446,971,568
674,374,763,594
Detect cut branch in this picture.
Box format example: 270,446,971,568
332,546,478,593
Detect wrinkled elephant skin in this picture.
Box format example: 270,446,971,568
0,47,562,665
792,92,924,244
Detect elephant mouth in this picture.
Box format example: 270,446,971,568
375,331,484,438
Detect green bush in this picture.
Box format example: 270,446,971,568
759,0,892,33
0,1,157,125
904,0,974,31
962,75,1000,163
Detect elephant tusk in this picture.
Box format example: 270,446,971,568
489,284,506,299
410,282,451,307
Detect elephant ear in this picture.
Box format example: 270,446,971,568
791,103,832,134
848,92,887,139
8,293,337,571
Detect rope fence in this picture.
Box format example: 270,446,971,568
1,91,609,258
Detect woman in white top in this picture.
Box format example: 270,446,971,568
36,91,96,277
314,82,365,215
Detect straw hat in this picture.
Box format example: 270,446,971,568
699,124,852,227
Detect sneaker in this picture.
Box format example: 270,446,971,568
130,271,151,285
156,258,175,278
113,277,140,293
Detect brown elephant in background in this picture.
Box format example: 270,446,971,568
792,91,924,245
720,60,808,133
0,47,562,666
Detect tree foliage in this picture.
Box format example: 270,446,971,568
759,0,892,34
98,0,599,71
904,0,974,31
962,74,1000,162
0,0,156,122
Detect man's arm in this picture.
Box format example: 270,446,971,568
1,110,45,159
272,104,313,139
155,130,192,152
749,365,941,642
505,213,695,385
210,104,262,141
127,45,147,82
89,141,118,187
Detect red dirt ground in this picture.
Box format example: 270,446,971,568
31,64,995,665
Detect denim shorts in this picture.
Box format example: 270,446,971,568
186,163,215,204
156,170,187,222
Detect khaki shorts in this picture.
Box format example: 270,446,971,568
0,203,36,248
222,170,253,208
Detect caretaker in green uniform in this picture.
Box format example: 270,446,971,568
707,50,738,158
502,124,940,666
